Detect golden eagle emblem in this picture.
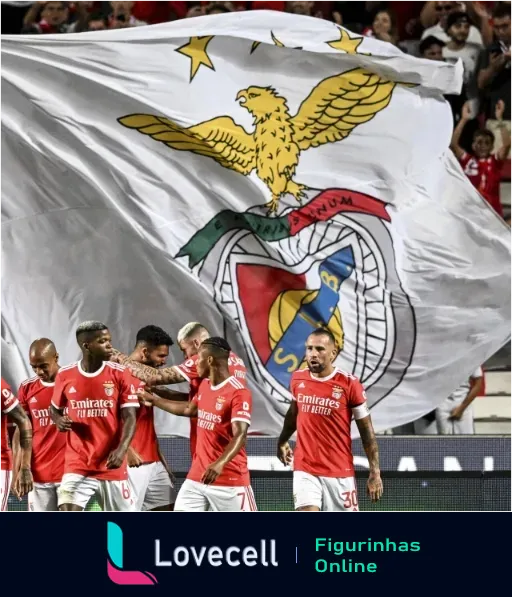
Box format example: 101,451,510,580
119,68,397,214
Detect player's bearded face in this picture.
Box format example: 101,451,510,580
144,345,169,368
305,336,337,374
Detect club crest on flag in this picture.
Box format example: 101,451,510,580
117,58,417,417
104,381,115,397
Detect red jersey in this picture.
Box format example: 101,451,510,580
187,376,252,487
51,361,139,480
175,352,247,457
18,376,66,483
290,368,368,478
1,378,18,471
129,377,160,464
460,152,503,216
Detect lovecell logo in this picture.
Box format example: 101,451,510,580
107,522,158,585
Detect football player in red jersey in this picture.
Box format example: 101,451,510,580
111,322,247,458
277,328,383,512
14,338,65,511
1,378,33,511
125,325,176,511
50,321,139,511
142,337,257,512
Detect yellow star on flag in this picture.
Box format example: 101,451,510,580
176,36,215,82
326,28,369,55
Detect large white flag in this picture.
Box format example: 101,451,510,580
1,12,510,436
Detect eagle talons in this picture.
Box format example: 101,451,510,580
286,181,308,205
265,196,280,216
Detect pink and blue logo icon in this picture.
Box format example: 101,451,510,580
107,522,158,585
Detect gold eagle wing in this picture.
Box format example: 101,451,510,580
290,68,397,150
118,114,257,175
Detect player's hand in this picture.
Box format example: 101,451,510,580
109,349,123,364
15,467,33,498
277,442,293,466
449,405,464,420
201,460,224,485
10,473,20,498
55,415,73,432
106,448,126,469
139,390,157,407
127,447,143,468
367,472,383,502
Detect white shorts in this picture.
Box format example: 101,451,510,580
293,471,359,511
128,461,176,511
57,473,137,512
1,469,12,512
28,482,60,512
175,479,257,512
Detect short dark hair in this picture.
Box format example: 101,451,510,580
201,336,231,360
75,321,108,343
309,327,337,346
446,11,471,31
493,3,511,20
419,35,445,55
474,129,495,143
135,325,174,348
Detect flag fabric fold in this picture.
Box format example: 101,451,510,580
1,12,509,436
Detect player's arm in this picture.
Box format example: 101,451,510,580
351,380,382,503
107,406,138,469
110,349,186,386
50,375,72,431
8,404,34,497
202,390,252,485
107,371,140,469
140,390,198,417
152,386,190,401
355,413,383,503
11,426,22,497
277,400,298,466
202,421,249,485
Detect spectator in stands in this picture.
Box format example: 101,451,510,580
206,3,233,15
286,1,314,16
420,35,468,136
421,1,484,47
442,11,481,89
331,1,375,34
451,100,511,217
442,10,481,140
87,12,108,31
477,3,511,154
363,8,399,45
22,0,88,34
108,1,146,28
436,368,484,434
420,34,445,60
